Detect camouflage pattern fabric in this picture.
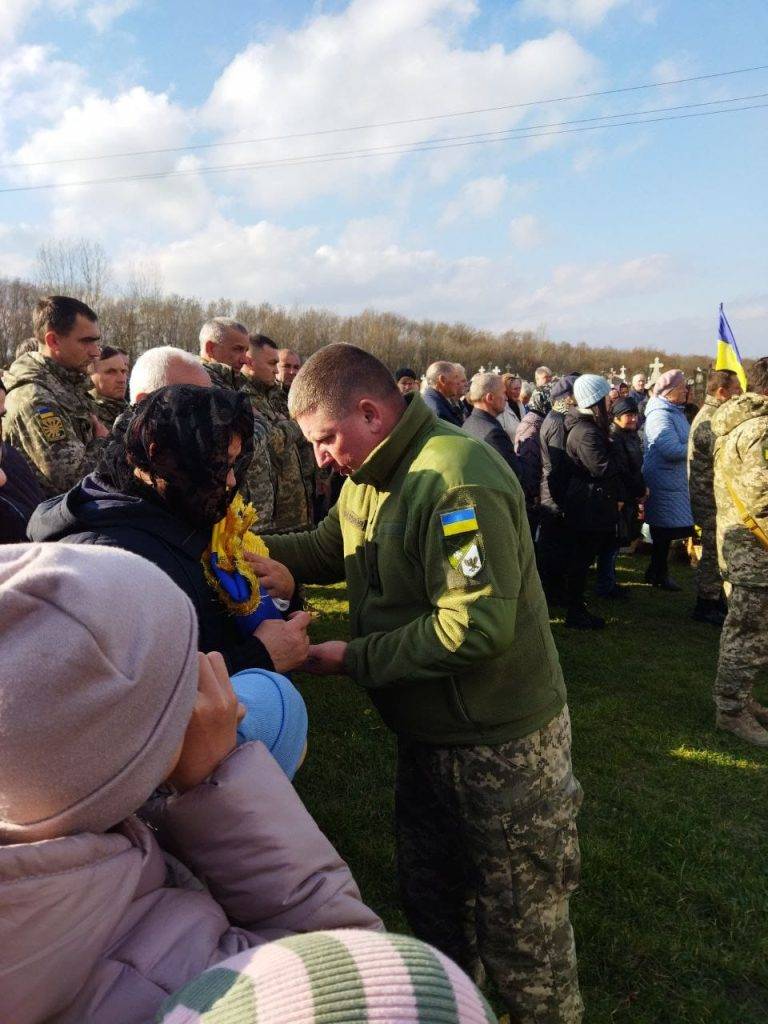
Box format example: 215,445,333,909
240,376,312,532
687,397,725,599
713,585,768,715
395,706,583,1024
90,391,129,430
199,359,276,533
2,352,105,497
272,382,317,520
711,392,768,587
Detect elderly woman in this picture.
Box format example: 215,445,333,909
642,369,694,590
29,384,310,675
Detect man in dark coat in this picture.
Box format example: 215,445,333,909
422,360,466,427
462,372,521,479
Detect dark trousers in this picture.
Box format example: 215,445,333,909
537,508,572,601
395,708,583,1023
648,525,692,581
565,529,614,610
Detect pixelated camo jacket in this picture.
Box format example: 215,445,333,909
711,392,768,587
158,930,498,1024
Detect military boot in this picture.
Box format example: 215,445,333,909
716,711,768,747
748,699,768,729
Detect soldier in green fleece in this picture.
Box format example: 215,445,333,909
260,344,583,1024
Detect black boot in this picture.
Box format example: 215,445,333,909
655,576,682,592
565,604,606,630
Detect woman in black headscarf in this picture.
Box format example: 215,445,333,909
29,384,309,674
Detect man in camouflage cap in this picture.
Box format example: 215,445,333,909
687,369,743,625
2,295,108,497
241,334,313,532
198,318,275,532
711,356,768,746
89,345,130,429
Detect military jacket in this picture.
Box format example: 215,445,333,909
272,383,317,508
2,353,104,497
240,376,312,532
199,359,275,533
711,392,768,587
265,395,566,745
687,395,721,530
90,391,129,431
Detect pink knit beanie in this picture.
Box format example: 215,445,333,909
0,543,199,842
158,929,499,1023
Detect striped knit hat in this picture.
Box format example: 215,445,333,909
157,930,498,1023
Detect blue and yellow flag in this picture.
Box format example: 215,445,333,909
715,303,748,391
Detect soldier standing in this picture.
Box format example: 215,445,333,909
198,318,275,532
89,345,130,429
2,295,108,497
242,334,313,532
687,369,742,625
261,344,583,1024
711,356,768,746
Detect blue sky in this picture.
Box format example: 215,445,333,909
1,0,766,358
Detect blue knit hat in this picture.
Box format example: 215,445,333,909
231,669,308,779
574,374,611,409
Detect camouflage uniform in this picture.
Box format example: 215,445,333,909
396,707,583,1024
2,352,105,497
201,359,276,533
711,393,768,716
687,396,724,601
90,391,129,431
272,382,317,522
240,376,312,532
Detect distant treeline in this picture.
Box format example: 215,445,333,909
1,271,716,381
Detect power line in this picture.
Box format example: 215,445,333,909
2,62,767,171
1,98,765,195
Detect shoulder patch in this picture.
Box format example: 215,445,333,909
439,506,478,536
34,409,66,443
448,539,483,578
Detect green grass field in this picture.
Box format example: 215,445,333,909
293,553,768,1023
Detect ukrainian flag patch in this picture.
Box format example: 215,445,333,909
440,506,479,537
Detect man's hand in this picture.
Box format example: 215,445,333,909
301,640,349,676
167,652,242,793
255,610,311,672
243,552,296,601
90,414,110,439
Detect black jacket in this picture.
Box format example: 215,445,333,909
563,410,620,533
422,386,465,428
611,424,645,543
27,473,274,674
462,407,521,478
0,442,44,544
539,410,570,512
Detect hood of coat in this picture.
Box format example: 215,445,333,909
0,819,161,1024
710,392,768,438
564,407,593,430
28,471,208,557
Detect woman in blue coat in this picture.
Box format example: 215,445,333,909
643,370,694,590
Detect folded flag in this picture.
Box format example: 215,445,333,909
715,303,748,391
203,493,285,635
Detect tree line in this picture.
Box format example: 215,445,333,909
0,239,716,381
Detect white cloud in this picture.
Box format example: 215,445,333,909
84,0,139,32
525,253,671,309
201,0,597,209
516,0,628,28
440,175,509,224
509,213,544,249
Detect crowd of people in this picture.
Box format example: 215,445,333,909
0,293,766,1024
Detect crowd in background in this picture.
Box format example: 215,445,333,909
1,294,766,1024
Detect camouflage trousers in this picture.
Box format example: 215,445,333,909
395,706,583,1024
696,525,723,601
713,586,768,715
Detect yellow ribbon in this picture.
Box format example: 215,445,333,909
202,493,270,615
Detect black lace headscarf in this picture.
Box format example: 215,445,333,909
100,384,254,531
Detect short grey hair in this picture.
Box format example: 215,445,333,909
520,380,534,400
129,346,208,404
468,372,503,403
199,317,248,354
425,360,457,386
534,365,552,382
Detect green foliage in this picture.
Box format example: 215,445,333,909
295,559,768,1023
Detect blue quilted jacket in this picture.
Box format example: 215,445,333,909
643,396,693,527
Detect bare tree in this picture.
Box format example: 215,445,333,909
35,238,112,309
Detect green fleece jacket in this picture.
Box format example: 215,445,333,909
264,395,566,745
